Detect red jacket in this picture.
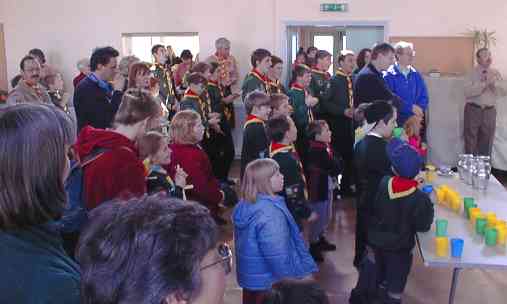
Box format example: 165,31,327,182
73,72,87,88
74,126,146,210
165,143,223,213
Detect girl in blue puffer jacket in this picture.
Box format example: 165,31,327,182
233,158,318,304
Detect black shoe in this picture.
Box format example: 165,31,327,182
213,215,228,226
318,236,337,251
309,243,324,263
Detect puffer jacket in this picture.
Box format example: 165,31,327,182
232,194,317,290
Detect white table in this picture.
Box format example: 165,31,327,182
417,174,507,304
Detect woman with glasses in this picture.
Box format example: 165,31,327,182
77,195,231,304
233,159,318,304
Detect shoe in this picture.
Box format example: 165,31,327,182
213,215,228,226
318,236,337,251
309,242,324,263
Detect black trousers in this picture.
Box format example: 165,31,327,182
203,123,235,181
327,117,355,191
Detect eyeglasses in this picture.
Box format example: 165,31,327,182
200,243,233,274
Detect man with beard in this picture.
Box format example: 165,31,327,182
6,55,51,105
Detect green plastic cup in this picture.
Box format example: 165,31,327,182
476,218,488,235
464,198,476,219
436,219,448,237
485,228,498,246
393,127,403,138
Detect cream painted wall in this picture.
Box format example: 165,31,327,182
1,0,507,89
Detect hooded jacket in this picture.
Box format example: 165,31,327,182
232,194,317,290
74,126,146,210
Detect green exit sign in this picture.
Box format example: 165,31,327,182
320,3,348,12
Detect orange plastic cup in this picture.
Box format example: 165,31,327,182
469,208,482,225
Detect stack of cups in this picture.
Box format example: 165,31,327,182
435,219,449,257
463,197,475,219
496,221,507,246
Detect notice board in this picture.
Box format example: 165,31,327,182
389,36,475,76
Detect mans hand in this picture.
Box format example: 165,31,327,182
412,104,424,117
344,108,354,118
113,74,125,91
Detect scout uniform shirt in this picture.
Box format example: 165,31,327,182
207,80,231,125
152,63,176,107
240,114,268,178
269,141,312,226
310,67,332,115
287,82,314,132
241,68,269,101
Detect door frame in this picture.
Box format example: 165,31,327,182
0,23,7,91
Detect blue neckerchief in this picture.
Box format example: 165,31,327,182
88,73,114,100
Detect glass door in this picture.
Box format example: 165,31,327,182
310,28,344,73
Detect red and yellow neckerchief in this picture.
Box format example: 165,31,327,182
336,68,354,107
269,141,308,200
290,83,314,123
312,68,331,80
249,69,269,93
243,114,265,129
388,176,418,199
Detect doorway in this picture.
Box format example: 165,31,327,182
285,24,385,83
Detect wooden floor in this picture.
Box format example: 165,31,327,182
221,165,507,303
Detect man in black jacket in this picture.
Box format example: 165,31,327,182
322,50,356,196
74,47,124,132
354,43,402,113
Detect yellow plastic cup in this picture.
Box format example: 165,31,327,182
486,212,498,228
436,188,446,205
497,226,507,246
435,237,449,257
469,208,482,225
496,220,507,231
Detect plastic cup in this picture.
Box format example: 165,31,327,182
435,237,449,257
463,198,475,219
469,208,481,225
436,219,448,237
436,188,446,205
476,217,488,235
496,220,507,231
451,238,464,258
486,212,498,228
485,228,498,246
393,127,403,138
422,185,434,195
497,226,507,246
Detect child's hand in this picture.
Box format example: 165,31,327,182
307,211,319,223
175,165,188,188
305,95,319,107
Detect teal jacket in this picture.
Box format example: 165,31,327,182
0,224,80,303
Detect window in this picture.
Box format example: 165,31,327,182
121,33,199,63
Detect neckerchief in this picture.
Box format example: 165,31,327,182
290,83,314,122
336,68,354,107
312,68,331,80
388,176,418,199
244,114,265,129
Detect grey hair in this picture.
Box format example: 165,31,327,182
394,41,414,55
77,195,219,303
76,58,90,71
118,55,140,77
215,37,231,49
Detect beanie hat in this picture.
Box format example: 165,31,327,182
364,101,393,124
386,138,423,179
